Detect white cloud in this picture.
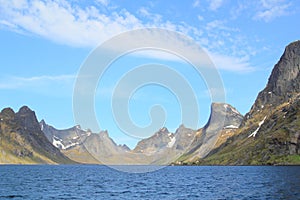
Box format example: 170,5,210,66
96,0,109,7
138,7,162,23
0,19,17,29
230,2,249,19
0,0,143,47
208,51,254,72
0,74,75,90
0,0,255,73
209,0,224,11
193,0,201,8
197,15,204,21
254,0,292,22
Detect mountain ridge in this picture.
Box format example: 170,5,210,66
0,106,75,164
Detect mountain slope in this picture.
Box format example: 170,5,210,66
246,40,300,120
133,127,174,154
198,40,300,165
0,106,74,164
40,121,134,164
40,120,101,164
131,126,198,165
176,103,243,163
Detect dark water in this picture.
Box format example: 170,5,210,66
0,165,299,199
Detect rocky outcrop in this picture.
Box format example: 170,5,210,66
133,127,173,154
246,40,300,121
178,103,243,162
172,125,197,151
0,106,74,164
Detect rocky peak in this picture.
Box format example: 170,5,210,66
174,124,196,139
40,119,46,125
17,106,36,120
158,127,169,134
176,124,186,133
0,107,15,120
247,40,300,118
119,144,130,151
18,106,32,114
15,106,39,131
177,103,243,160
100,130,109,137
75,125,81,130
204,103,243,133
0,106,73,163
133,127,172,153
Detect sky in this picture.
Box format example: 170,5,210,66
0,0,299,148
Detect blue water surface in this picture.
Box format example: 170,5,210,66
0,165,299,199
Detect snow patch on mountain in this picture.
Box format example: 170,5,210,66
224,125,239,129
52,136,79,150
53,136,65,149
167,136,176,148
248,116,267,138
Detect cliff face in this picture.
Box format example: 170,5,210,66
176,103,243,163
245,41,300,122
200,41,300,165
0,106,74,164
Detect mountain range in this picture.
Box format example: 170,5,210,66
0,40,299,165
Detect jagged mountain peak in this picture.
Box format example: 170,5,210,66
40,119,46,125
15,106,40,131
0,106,73,164
178,102,244,161
0,107,15,119
100,130,109,137
133,127,173,153
211,102,241,114
175,124,187,133
119,144,131,151
158,127,169,133
247,40,300,120
18,106,32,114
205,102,243,132
267,40,300,96
75,125,81,130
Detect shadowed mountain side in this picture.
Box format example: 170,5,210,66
0,106,74,164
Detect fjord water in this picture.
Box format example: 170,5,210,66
0,165,299,199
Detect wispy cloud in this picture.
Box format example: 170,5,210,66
138,7,162,23
0,74,75,91
193,0,201,8
254,0,292,22
209,0,224,11
0,0,256,73
197,15,204,21
0,0,142,47
95,0,109,7
208,51,254,73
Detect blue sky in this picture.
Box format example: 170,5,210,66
0,0,299,148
